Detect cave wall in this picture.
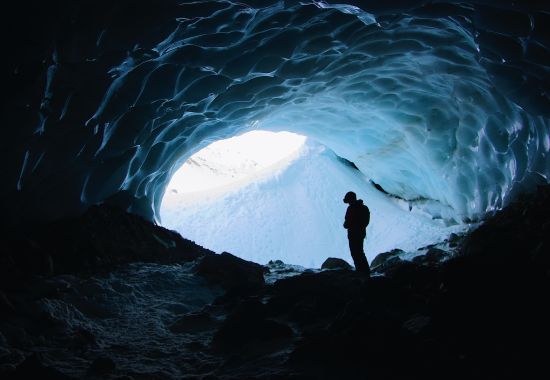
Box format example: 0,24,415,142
1,0,549,228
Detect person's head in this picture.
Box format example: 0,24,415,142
343,191,356,204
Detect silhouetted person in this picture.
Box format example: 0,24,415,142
343,191,370,274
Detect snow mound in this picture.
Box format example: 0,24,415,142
161,138,464,267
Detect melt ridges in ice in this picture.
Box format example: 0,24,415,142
15,1,549,225
87,2,549,223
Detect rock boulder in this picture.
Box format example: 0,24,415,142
321,257,352,270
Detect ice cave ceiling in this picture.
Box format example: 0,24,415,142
2,0,549,227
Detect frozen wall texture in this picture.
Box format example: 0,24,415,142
1,0,549,227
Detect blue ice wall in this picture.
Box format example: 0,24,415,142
2,1,549,226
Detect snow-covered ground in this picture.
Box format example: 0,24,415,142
161,131,465,268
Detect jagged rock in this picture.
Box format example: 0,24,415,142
194,252,265,291
169,311,217,334
0,185,549,380
321,258,352,270
0,291,15,315
2,204,212,279
448,232,462,247
2,353,74,379
402,314,432,335
212,298,292,350
461,185,550,262
371,248,404,270
214,318,293,350
412,247,448,265
88,357,116,375
289,298,405,378
70,328,96,348
266,270,368,329
382,259,438,289
1,325,32,349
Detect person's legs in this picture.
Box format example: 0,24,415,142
349,235,369,274
360,253,370,275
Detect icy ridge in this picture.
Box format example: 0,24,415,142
90,2,550,223
10,1,550,225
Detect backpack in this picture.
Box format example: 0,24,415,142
360,203,370,227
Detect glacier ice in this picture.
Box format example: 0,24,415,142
3,1,549,229
161,132,464,267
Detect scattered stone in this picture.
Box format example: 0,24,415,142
1,185,549,380
321,258,352,270
412,247,448,265
1,325,32,349
402,314,432,335
88,357,116,375
169,312,216,334
371,248,404,270
70,328,96,347
3,204,212,278
448,232,462,247
0,291,15,315
212,298,293,350
213,316,293,350
4,353,74,379
186,341,206,351
194,252,265,291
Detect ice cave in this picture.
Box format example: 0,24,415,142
4,0,549,232
1,0,549,378
4,0,549,262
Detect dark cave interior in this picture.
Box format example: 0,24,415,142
1,1,549,379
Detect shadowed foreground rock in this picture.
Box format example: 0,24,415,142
194,251,266,292
370,248,404,272
1,186,549,379
1,204,213,286
205,185,550,379
2,353,74,380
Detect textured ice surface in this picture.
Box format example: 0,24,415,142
161,136,464,267
5,1,549,226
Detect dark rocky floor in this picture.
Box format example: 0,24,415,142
1,185,550,379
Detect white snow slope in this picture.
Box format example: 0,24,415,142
161,133,465,268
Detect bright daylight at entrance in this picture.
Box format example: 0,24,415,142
161,131,464,267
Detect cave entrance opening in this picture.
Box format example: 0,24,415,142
161,130,307,197
159,130,464,268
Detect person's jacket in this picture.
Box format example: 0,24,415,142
344,199,366,233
